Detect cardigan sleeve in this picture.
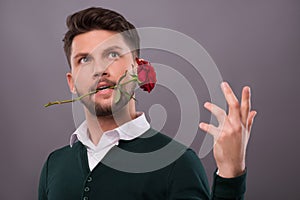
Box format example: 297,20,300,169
38,158,49,200
167,149,246,200
211,169,246,200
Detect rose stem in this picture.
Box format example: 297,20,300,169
44,85,115,107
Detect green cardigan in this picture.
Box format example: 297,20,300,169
39,128,246,200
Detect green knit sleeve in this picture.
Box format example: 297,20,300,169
38,158,49,200
167,148,247,200
167,148,211,199
211,169,247,200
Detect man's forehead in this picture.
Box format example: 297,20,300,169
71,30,130,57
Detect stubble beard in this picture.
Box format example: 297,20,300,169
76,84,136,117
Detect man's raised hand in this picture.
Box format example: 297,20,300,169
199,82,257,178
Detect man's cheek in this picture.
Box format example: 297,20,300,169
74,73,93,88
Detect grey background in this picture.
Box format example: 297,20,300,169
0,0,299,199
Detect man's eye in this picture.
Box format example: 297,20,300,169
108,52,120,59
79,57,91,64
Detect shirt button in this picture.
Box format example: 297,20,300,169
87,177,92,182
83,197,88,200
84,187,90,192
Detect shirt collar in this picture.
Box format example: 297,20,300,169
70,112,150,148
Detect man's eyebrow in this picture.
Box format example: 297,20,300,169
72,46,125,61
102,45,124,56
72,52,91,60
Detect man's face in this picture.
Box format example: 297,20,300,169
66,30,136,117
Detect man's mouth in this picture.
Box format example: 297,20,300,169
95,82,116,93
96,85,115,91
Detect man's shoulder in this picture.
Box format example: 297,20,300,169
40,142,87,185
141,128,177,143
120,128,180,149
140,129,203,166
118,128,190,154
46,142,83,162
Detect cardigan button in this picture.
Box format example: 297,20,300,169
83,197,88,200
87,177,92,182
84,187,90,192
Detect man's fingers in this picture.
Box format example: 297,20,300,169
204,102,227,126
247,110,257,133
240,86,251,126
199,122,220,138
221,82,240,123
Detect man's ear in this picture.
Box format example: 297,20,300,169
66,72,76,94
132,56,138,73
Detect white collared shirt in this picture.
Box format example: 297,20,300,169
70,113,150,171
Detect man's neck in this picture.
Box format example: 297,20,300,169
85,101,136,145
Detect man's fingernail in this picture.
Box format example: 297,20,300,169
221,82,227,89
246,86,251,94
204,102,209,107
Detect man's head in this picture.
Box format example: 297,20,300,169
65,7,140,118
63,7,140,67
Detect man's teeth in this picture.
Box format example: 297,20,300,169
97,86,111,90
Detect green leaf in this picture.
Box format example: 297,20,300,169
114,89,121,104
117,70,128,85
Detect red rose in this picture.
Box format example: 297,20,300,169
136,58,157,93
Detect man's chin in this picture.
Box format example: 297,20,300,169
88,102,113,117
82,92,132,117
85,102,122,117
95,108,113,117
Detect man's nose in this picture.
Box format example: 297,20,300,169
92,61,111,78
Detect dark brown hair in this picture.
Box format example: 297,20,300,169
63,7,140,67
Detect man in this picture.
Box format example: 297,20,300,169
39,7,257,200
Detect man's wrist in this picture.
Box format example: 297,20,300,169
217,167,246,178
